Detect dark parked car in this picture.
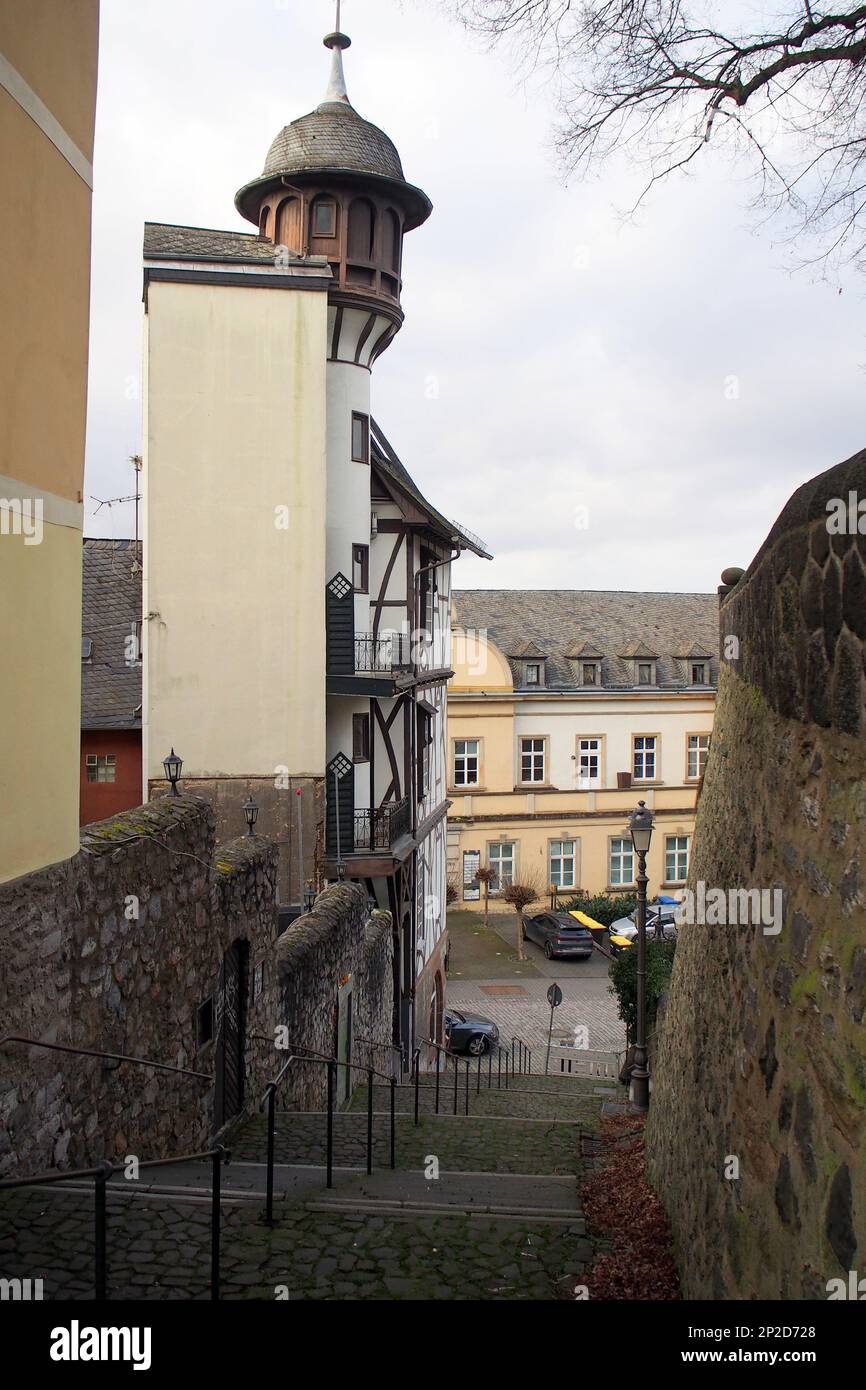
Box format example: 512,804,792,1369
521,911,594,960
444,1007,500,1056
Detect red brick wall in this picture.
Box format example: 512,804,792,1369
80,730,142,826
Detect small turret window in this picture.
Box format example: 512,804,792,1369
312,199,337,238
383,210,401,273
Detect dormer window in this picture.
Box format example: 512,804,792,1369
581,662,600,686
637,661,655,686
691,661,707,685
525,663,541,686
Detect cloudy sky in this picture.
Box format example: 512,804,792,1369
84,0,866,592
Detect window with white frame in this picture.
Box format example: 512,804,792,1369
665,835,689,882
86,754,116,784
577,737,601,787
549,840,577,889
609,838,634,887
520,737,545,783
687,733,711,780
453,739,479,786
488,841,514,891
633,735,657,781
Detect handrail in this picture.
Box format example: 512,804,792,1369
0,1144,227,1300
259,1046,396,1217
0,1034,213,1082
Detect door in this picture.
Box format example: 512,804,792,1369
215,940,248,1128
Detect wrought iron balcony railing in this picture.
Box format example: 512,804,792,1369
354,633,411,674
353,797,411,850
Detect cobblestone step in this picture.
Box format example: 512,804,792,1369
350,1081,602,1122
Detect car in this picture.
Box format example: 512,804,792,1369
521,911,594,960
444,1007,500,1056
608,905,678,943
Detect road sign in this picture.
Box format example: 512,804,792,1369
547,983,563,1009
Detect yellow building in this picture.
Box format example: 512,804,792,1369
0,1,99,883
448,590,718,908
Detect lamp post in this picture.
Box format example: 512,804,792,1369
242,797,259,838
163,748,182,797
303,882,316,913
628,799,654,1111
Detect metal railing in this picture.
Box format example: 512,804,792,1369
0,1034,213,1083
259,1047,397,1223
0,1145,228,1300
353,796,410,850
353,633,411,673
409,1034,533,1119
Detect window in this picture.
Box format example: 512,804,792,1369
665,835,689,883
383,209,401,273
633,736,657,781
86,754,116,784
637,662,654,685
525,663,541,685
417,706,433,801
347,198,376,261
691,662,707,685
520,737,545,783
353,713,370,762
549,840,577,889
453,739,479,786
196,997,214,1047
351,412,370,464
352,544,369,593
609,838,635,887
312,199,337,237
577,737,601,787
488,841,515,891
582,662,599,685
687,733,711,780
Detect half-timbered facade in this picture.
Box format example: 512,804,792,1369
142,19,489,1058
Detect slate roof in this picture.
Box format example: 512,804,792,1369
263,103,404,182
371,420,492,560
143,221,326,266
452,590,719,691
81,540,143,730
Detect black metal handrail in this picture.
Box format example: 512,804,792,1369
353,797,410,850
259,1047,396,1222
354,632,411,673
0,1034,213,1082
0,1145,227,1300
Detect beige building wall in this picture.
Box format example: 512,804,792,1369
448,627,712,909
0,1,99,883
143,279,329,786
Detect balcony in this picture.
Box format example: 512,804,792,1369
353,633,411,675
353,797,410,851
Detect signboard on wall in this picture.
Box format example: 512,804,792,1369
463,849,481,901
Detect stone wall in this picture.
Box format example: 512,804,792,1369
273,881,394,1110
0,796,281,1176
647,447,866,1299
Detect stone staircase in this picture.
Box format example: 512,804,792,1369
0,1072,609,1300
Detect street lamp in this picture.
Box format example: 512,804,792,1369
163,748,182,797
242,797,259,837
303,882,316,913
628,799,654,1111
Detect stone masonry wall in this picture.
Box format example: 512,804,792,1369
0,796,281,1176
646,447,866,1299
273,881,394,1111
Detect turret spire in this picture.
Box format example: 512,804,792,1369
322,2,352,108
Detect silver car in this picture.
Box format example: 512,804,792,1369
608,906,678,943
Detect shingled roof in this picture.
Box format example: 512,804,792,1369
143,221,331,270
452,590,719,691
81,540,143,730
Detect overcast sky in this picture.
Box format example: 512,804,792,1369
84,0,866,592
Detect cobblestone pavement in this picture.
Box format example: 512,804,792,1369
447,975,625,1057
349,1081,603,1124
230,1111,582,1174
0,1188,589,1300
